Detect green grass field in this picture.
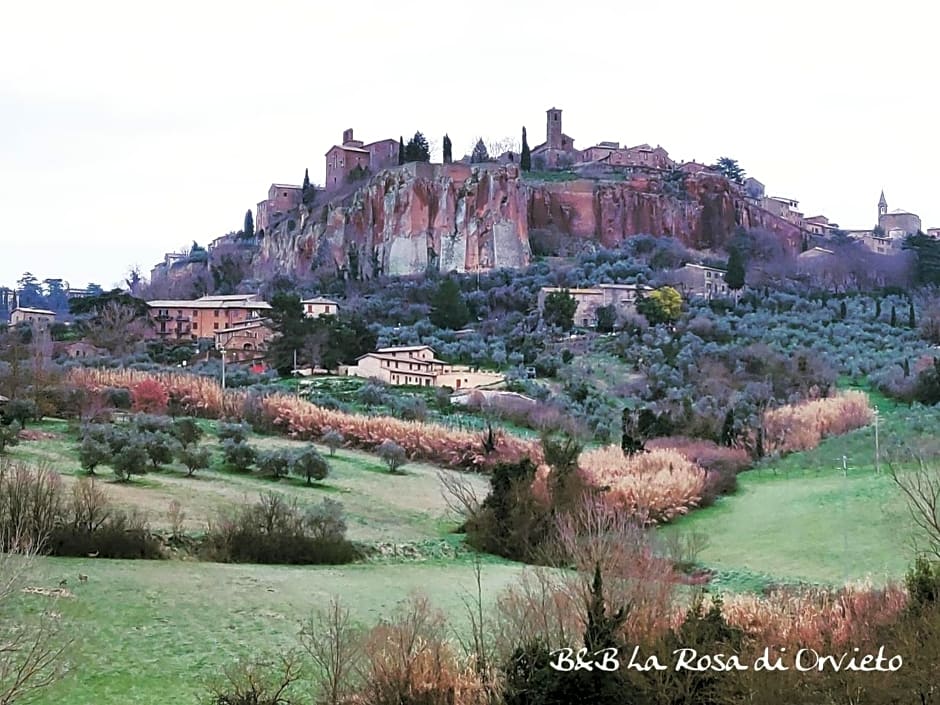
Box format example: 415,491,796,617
668,388,933,589
19,558,526,705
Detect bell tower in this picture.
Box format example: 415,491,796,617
547,107,562,150
878,190,888,219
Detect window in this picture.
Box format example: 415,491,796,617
214,310,219,317
213,323,219,330
193,322,197,329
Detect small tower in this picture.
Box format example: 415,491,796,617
547,107,562,150
878,190,888,218
343,128,354,145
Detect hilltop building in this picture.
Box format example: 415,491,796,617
301,297,340,318
256,183,304,234
325,129,399,191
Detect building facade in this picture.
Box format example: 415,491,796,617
301,297,340,318
344,345,503,390
10,307,56,330
256,183,304,234
324,129,399,191
147,294,271,342
673,264,730,299
537,284,653,328
214,319,274,358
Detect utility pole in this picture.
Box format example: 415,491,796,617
221,349,226,390
874,409,880,474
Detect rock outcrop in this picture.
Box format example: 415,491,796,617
254,163,801,279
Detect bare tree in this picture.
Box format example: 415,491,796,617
85,301,148,356
0,531,72,705
888,447,940,558
299,596,364,705
206,653,302,705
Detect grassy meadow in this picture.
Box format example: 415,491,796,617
5,384,934,704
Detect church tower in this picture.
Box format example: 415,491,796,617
878,190,888,219
547,108,562,150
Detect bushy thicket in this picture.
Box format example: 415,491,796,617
0,459,162,558
202,491,358,564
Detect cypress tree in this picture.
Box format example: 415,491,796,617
243,210,254,239
398,136,405,165
839,301,847,319
890,305,897,327
909,300,917,328
521,126,531,172
725,246,746,290
903,358,911,377
443,134,452,164
876,299,882,319
720,408,735,447
302,168,311,191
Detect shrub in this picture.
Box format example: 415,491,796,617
222,439,257,473
131,378,169,414
646,436,751,506
77,433,111,475
111,438,150,482
170,417,203,448
376,439,407,474
218,421,250,444
131,413,173,434
257,449,292,480
139,431,179,469
291,447,329,485
762,391,874,455
0,422,20,455
322,428,344,456
2,398,39,428
577,446,706,524
202,492,359,565
176,445,211,477
105,386,132,409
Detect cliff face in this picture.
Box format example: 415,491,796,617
255,164,799,279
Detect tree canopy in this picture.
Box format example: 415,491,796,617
403,132,430,163
542,290,578,331
637,286,683,325
429,278,470,330
470,139,490,164
712,157,746,184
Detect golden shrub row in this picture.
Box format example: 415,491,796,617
763,390,874,455
717,582,907,650
578,446,706,524
67,368,537,471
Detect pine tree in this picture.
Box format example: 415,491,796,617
302,168,311,191
520,126,531,172
725,246,746,290
398,136,405,165
891,305,897,327
909,300,917,328
404,132,430,163
442,134,452,164
243,210,254,239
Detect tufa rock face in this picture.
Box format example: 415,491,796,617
255,164,800,279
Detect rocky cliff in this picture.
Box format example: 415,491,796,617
254,163,801,279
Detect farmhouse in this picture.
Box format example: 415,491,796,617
344,345,503,390
673,264,730,300
537,284,653,328
10,307,56,330
214,319,274,356
301,297,340,318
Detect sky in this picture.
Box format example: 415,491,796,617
1,0,937,289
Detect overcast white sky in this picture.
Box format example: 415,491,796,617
1,0,936,289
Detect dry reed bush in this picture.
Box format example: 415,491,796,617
551,498,683,643
68,369,540,471
646,436,751,474
717,582,907,650
763,390,874,455
358,593,490,705
578,446,706,524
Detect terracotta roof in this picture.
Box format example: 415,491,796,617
377,345,435,353
271,183,302,189
12,307,56,316
301,297,339,305
326,144,369,155
147,300,271,310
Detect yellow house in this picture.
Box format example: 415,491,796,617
346,345,503,390
301,297,340,318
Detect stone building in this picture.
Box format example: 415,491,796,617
256,183,304,234
530,108,578,168
324,129,399,191
10,307,56,330
344,345,503,390
537,284,653,328
214,319,274,359
673,264,730,300
580,142,672,170
877,191,922,237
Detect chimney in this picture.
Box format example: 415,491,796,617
343,128,354,144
